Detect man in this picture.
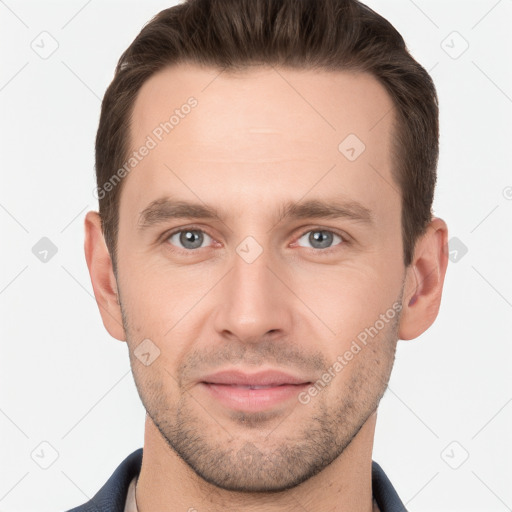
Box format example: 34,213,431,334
68,0,448,510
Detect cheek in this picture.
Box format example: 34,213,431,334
118,260,216,380
118,254,209,327
288,258,403,339
129,351,180,417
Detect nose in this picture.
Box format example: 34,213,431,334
212,246,294,344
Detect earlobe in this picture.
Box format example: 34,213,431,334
398,217,449,340
84,211,126,341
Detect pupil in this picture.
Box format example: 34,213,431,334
181,230,202,249
310,230,332,249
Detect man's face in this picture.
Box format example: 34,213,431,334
116,64,405,491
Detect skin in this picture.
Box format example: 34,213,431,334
85,63,449,512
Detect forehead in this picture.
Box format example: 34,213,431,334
123,63,397,219
130,62,395,150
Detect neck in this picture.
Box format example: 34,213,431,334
136,412,377,512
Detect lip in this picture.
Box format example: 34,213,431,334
199,369,312,412
201,383,310,412
200,369,311,387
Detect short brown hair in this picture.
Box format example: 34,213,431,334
95,0,439,268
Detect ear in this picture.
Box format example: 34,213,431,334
399,217,449,340
84,211,126,341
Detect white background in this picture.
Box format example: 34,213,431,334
1,1,511,510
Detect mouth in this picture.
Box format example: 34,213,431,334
199,367,311,412
200,382,310,409
212,384,297,389
199,368,311,387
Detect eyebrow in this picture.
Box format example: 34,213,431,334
138,199,221,229
137,197,374,230
277,199,373,225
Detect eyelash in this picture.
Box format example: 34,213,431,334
161,225,350,255
293,228,348,254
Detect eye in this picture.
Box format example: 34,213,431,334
166,229,213,250
296,229,344,250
